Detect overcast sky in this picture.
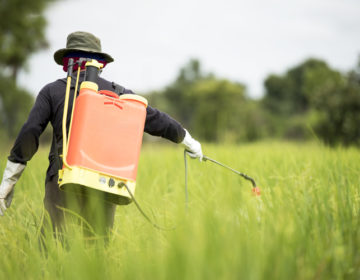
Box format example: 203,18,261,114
18,0,360,98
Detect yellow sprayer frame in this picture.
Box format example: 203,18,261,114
57,60,137,205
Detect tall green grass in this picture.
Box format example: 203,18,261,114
0,141,359,279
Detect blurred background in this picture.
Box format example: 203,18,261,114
1,0,360,146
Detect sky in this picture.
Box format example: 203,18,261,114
18,0,360,99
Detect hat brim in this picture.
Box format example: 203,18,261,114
54,47,114,65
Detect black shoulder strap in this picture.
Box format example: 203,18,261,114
112,82,125,95
52,131,63,172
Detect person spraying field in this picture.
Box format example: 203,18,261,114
0,31,203,237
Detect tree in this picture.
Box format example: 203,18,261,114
161,59,258,142
263,74,294,116
0,0,56,138
0,0,55,81
0,76,34,137
263,59,337,116
311,64,360,146
189,79,246,142
163,59,210,128
262,57,360,146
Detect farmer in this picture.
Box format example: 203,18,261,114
0,31,202,236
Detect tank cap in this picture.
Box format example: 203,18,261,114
80,81,98,92
119,94,148,107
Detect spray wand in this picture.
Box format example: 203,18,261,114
203,155,261,195
184,150,261,204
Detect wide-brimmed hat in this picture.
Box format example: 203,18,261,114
53,31,114,65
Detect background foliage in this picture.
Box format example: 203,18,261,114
0,0,55,139
147,58,360,146
0,1,359,147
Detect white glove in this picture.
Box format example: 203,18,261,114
0,160,26,216
181,129,203,161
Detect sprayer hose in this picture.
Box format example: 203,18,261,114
122,182,175,231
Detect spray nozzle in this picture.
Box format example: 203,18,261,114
252,186,261,196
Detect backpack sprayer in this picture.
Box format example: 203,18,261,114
58,58,148,205
58,58,176,230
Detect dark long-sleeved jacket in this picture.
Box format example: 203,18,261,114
8,73,185,183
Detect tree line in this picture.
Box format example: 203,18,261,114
0,0,56,141
146,58,360,146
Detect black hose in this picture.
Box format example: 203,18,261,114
121,182,175,231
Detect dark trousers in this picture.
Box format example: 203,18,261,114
42,175,117,238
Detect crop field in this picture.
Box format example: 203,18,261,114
0,141,359,279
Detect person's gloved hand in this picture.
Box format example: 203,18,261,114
181,129,203,161
0,160,25,216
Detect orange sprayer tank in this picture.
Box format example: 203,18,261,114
58,82,148,205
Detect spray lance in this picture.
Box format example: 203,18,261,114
184,150,261,204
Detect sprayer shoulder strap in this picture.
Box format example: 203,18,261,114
112,82,125,95
52,131,63,172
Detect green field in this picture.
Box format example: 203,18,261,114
0,142,359,279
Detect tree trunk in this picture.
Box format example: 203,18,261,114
11,66,18,82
